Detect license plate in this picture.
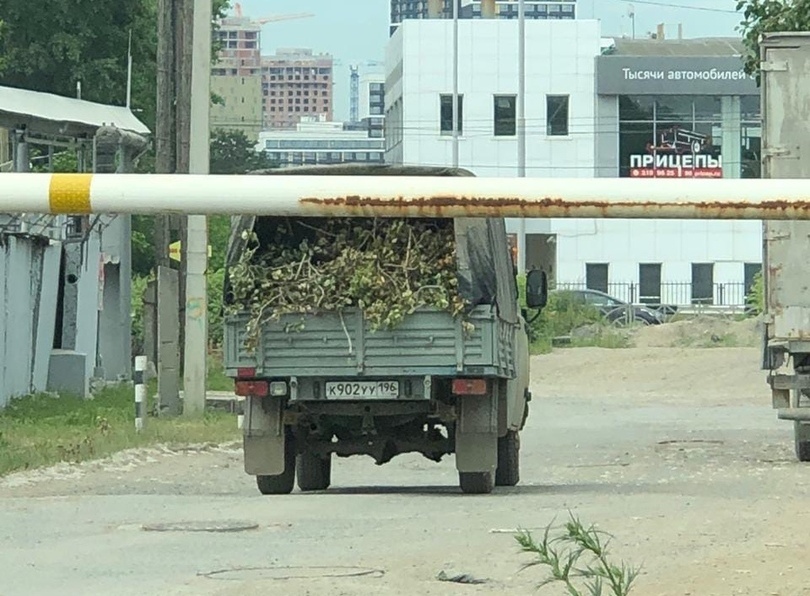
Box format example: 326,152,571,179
325,381,399,399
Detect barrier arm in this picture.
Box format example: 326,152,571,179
3,173,810,219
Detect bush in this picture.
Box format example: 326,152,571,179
746,270,764,315
518,276,616,352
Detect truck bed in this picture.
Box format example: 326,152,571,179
224,305,516,378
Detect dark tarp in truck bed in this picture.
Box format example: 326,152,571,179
223,164,519,324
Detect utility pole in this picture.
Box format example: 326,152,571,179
517,0,527,274
452,0,459,168
155,0,175,269
183,0,211,416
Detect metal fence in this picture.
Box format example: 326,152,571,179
556,281,751,309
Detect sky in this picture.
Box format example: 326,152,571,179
236,0,743,120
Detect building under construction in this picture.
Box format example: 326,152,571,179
211,10,264,139
389,0,576,34
262,48,334,129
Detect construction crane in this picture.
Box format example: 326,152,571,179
231,2,315,25
334,60,384,123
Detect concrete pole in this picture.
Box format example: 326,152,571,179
517,0,527,274
452,0,459,169
13,130,29,173
183,0,211,416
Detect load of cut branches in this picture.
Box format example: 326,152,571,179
225,217,468,351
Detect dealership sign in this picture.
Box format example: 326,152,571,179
597,55,759,95
629,153,722,178
627,125,723,178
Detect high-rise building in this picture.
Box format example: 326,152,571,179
211,14,263,139
359,73,385,138
262,48,334,129
389,0,576,34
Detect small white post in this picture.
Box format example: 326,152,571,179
236,397,244,430
134,356,147,431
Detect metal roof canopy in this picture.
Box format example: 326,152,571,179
605,37,745,57
0,85,151,141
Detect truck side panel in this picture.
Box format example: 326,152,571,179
762,37,810,348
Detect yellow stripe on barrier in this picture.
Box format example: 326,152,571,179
49,174,93,214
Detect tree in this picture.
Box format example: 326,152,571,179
0,0,231,132
737,0,810,81
210,129,277,174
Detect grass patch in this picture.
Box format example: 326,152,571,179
0,383,239,477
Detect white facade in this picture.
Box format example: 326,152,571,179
359,72,385,121
385,20,763,307
385,19,599,178
256,116,385,168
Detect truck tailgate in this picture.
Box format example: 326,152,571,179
224,306,516,378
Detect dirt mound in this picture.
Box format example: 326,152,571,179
632,316,762,349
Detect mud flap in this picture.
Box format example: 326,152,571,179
243,396,286,476
455,391,498,474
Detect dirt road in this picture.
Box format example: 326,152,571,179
1,346,808,596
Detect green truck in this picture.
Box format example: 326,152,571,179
222,165,547,494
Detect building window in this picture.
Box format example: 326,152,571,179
493,94,516,136
586,263,609,294
440,94,463,135
744,262,762,297
546,95,569,136
639,263,662,305
691,263,714,305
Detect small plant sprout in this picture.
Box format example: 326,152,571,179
515,513,640,596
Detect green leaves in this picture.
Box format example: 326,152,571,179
227,218,468,352
736,0,810,82
210,129,277,174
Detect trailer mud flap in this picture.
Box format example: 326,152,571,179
243,396,286,476
455,392,498,474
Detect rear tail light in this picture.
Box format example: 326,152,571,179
235,380,269,397
237,367,257,379
452,378,488,396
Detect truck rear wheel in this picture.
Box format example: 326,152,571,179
795,422,810,462
495,430,520,486
459,471,494,494
256,434,296,495
296,453,332,491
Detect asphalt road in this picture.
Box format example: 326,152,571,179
1,347,808,596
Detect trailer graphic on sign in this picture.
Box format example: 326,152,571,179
629,126,722,178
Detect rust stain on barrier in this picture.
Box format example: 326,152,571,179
298,195,810,219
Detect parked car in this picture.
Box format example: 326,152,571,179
552,288,667,326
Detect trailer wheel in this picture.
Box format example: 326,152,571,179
495,430,520,486
459,471,494,494
795,422,810,462
296,453,332,491
256,434,296,495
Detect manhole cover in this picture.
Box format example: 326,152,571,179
201,566,385,581
142,520,259,533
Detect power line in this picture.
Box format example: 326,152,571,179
615,0,738,14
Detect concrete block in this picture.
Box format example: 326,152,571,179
47,349,89,397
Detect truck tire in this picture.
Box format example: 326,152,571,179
296,453,332,491
459,471,494,494
495,430,520,486
256,434,296,495
795,422,810,462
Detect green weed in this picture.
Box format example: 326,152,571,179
516,513,640,596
